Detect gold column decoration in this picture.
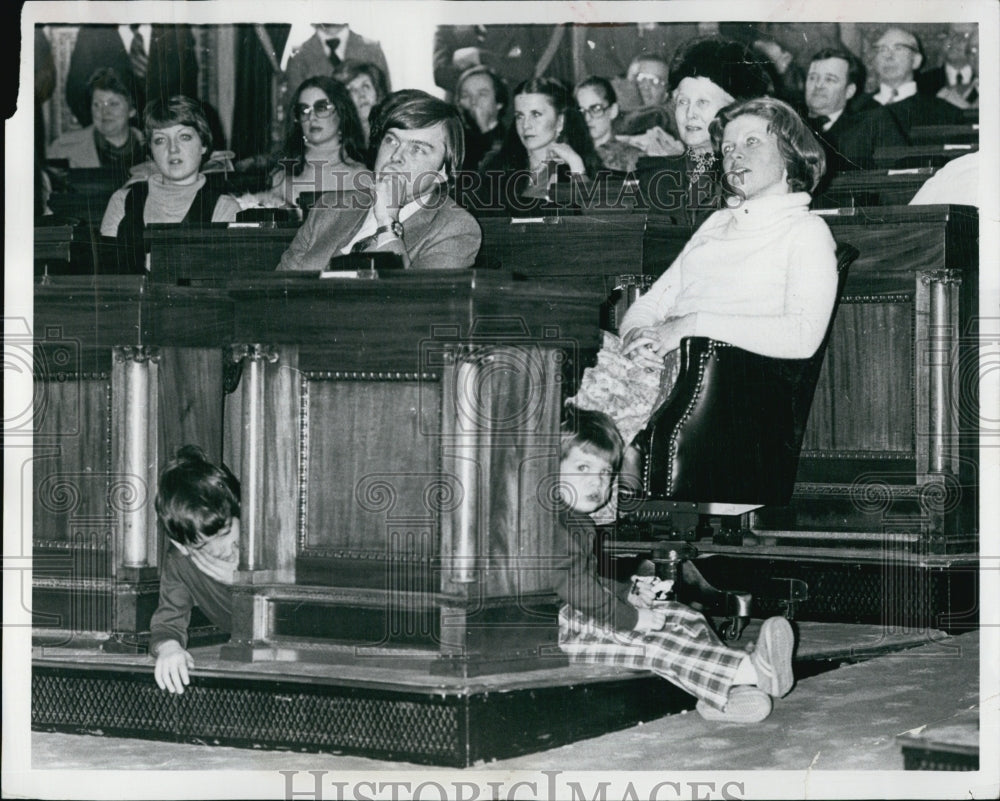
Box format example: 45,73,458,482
230,344,279,572
112,346,160,569
920,269,963,475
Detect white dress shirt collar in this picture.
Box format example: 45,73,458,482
874,80,917,105
118,24,152,54
823,108,845,131
321,26,350,62
945,64,974,86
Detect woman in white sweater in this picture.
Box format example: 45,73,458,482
570,96,837,451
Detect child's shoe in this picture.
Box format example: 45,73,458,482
750,616,795,697
696,685,772,723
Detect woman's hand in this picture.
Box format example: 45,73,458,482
545,142,586,176
622,315,695,366
621,327,665,370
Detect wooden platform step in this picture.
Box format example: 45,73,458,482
897,706,979,770
31,622,946,766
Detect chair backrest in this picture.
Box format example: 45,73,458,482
640,242,859,505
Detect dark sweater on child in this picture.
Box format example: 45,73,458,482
148,547,232,654
553,505,639,631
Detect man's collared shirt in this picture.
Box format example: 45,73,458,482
118,24,152,55
874,80,917,105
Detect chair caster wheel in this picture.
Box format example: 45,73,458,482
719,615,749,641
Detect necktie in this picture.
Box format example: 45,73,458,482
326,38,341,68
809,115,830,132
129,26,148,79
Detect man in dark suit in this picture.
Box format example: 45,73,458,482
916,23,979,109
66,24,197,127
863,27,963,139
284,24,390,95
804,47,906,178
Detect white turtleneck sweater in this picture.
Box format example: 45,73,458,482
621,191,838,359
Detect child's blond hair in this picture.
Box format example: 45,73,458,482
560,406,624,472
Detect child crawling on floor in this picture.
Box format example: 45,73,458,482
554,407,795,722
149,445,239,695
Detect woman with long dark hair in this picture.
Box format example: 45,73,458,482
481,77,601,206
245,76,367,208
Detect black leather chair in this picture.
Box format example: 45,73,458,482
608,243,860,638
626,243,859,525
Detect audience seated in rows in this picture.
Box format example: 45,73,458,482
40,21,982,278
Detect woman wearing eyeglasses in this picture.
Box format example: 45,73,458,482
245,76,367,210
574,77,644,173
481,77,601,207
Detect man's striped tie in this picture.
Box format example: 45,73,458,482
130,26,148,80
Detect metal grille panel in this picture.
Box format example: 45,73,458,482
33,668,461,763
901,747,978,771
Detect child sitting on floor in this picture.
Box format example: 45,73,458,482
554,407,795,722
150,445,240,695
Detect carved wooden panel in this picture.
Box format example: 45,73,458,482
155,347,225,464
802,299,914,454
302,379,442,563
33,377,113,544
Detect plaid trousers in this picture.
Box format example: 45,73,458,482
558,603,744,710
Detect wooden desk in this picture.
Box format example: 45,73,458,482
46,168,122,227
219,272,602,675
816,167,936,209
909,124,979,145
476,213,646,329
33,277,234,645
873,143,978,169
146,223,298,283
34,221,77,266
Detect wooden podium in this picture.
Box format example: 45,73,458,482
217,272,602,675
